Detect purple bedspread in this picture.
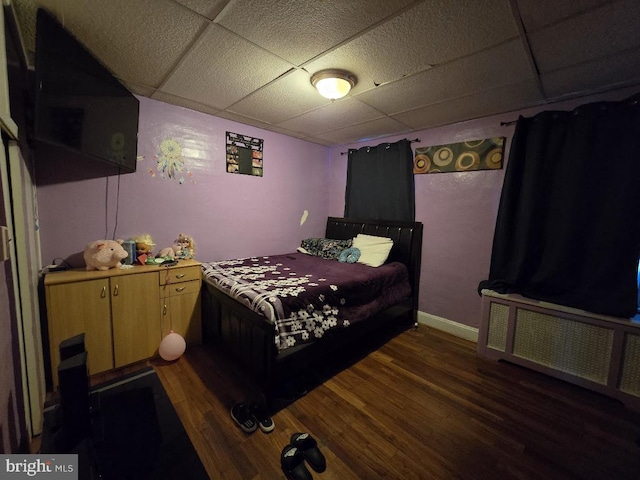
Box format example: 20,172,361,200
201,253,411,351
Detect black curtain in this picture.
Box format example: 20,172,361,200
480,94,640,318
344,138,415,221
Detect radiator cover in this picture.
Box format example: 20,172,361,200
479,290,640,410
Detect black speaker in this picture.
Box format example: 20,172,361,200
56,351,90,450
59,333,86,361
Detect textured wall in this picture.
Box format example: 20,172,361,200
327,88,638,328
326,121,506,328
36,89,637,329
36,96,330,266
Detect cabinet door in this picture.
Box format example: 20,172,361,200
111,273,161,367
160,280,202,345
46,279,113,386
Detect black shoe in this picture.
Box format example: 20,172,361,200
250,402,275,433
290,432,326,473
230,403,257,433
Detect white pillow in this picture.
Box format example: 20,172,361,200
351,234,393,267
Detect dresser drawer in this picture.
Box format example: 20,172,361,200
159,265,201,285
160,279,200,297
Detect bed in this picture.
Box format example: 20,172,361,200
200,217,423,400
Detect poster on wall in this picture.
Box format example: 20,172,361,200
226,131,263,176
413,137,505,174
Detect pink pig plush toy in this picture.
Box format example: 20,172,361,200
83,239,128,271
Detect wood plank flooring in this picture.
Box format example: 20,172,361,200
126,326,640,478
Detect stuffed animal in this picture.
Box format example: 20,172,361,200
157,233,195,260
83,239,128,271
156,245,179,259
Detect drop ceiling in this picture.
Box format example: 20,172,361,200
9,0,640,147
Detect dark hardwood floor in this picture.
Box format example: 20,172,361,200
114,326,640,478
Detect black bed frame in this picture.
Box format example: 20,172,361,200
201,217,423,400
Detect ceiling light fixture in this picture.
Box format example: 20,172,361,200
311,69,357,100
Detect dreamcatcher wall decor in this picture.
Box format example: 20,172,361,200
155,138,194,184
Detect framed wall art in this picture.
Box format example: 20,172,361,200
413,137,505,174
226,131,263,176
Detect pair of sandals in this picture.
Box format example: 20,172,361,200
230,402,275,433
281,433,326,480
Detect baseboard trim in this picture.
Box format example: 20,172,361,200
417,311,479,343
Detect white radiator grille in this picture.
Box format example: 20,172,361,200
512,308,613,384
487,302,509,351
619,333,640,396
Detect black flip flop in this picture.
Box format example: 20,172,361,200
290,432,326,473
280,445,312,480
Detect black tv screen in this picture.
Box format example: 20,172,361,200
34,9,138,174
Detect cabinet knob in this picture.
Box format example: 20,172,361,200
176,286,186,292
113,284,119,296
163,304,167,315
176,274,186,279
101,286,106,298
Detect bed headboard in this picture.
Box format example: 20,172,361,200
325,217,423,314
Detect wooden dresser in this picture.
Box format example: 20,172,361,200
45,259,202,388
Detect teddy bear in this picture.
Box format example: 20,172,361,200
83,239,128,271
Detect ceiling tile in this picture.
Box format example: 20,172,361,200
125,81,157,98
529,0,640,74
392,81,544,130
150,91,222,117
215,0,414,65
12,0,38,58
355,39,535,115
160,24,294,109
300,135,334,147
17,0,209,87
516,0,611,31
212,112,331,145
305,0,519,91
227,69,328,124
277,97,385,135
541,47,640,99
9,0,640,147
172,0,230,19
316,117,412,146
214,110,286,132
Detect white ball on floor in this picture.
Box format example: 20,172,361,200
159,331,186,361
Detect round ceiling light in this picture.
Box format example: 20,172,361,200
310,69,357,100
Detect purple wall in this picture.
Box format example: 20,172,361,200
327,122,507,328
327,88,638,328
36,89,636,330
37,97,330,267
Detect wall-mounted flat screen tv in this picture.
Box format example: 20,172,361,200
33,9,138,174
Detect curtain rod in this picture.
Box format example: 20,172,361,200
340,138,421,155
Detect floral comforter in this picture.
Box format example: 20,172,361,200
201,253,411,351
